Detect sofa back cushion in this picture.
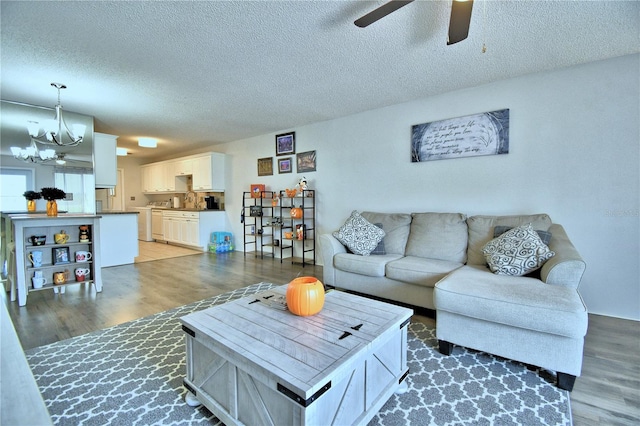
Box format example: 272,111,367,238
467,214,553,265
404,213,468,263
361,212,412,255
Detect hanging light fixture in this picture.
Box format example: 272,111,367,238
27,83,87,147
10,139,57,163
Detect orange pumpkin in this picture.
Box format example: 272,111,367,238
286,276,325,316
290,207,303,219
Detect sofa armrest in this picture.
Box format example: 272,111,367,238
319,233,347,286
540,224,586,289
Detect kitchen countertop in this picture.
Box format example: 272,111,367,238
2,213,102,220
98,211,138,215
144,208,224,212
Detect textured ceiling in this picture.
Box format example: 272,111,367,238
1,0,639,161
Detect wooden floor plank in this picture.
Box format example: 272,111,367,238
4,242,639,424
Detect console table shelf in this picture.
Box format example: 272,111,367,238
6,214,103,306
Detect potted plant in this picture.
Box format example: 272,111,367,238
23,190,41,212
40,187,66,217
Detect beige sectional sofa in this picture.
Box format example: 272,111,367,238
319,211,587,390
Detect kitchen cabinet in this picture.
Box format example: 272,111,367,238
94,132,118,188
175,158,193,176
192,153,226,191
159,210,226,250
142,161,186,193
162,211,199,246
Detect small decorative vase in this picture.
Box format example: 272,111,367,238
46,200,58,217
27,200,36,212
286,276,325,316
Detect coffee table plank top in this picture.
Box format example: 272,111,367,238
181,286,412,398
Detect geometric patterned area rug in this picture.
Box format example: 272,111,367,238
25,282,571,426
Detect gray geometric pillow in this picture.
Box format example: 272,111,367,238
482,224,555,276
494,225,552,245
333,211,385,256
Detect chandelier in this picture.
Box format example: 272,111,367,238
27,83,86,147
10,139,57,163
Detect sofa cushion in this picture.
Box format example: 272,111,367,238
361,212,412,255
386,256,463,288
434,265,588,338
404,213,468,263
334,253,403,277
333,210,385,256
483,224,555,276
467,214,552,265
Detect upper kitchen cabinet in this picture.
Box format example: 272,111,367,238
94,132,118,188
192,153,225,192
141,153,223,194
175,158,193,176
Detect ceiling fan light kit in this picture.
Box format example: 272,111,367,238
448,0,474,45
354,0,474,46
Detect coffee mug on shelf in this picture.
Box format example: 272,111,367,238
54,231,69,244
32,276,48,289
27,235,46,246
75,251,92,262
53,270,69,285
74,268,90,282
29,250,43,267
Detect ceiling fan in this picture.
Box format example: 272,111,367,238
354,0,474,45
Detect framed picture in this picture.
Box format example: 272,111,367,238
52,247,70,265
249,206,263,217
411,109,510,162
275,132,295,156
257,157,273,176
296,150,317,173
278,157,292,174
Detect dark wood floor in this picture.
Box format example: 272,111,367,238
5,251,639,425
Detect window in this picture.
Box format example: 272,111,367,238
0,168,34,211
54,167,95,213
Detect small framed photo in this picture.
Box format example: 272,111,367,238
296,150,317,173
53,247,70,265
278,157,292,174
275,132,295,156
249,206,263,217
257,157,273,176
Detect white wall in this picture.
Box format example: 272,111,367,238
217,54,639,321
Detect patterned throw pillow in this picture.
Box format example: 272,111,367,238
333,211,386,256
493,225,552,245
482,224,555,276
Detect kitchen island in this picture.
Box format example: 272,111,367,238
98,211,138,267
5,213,103,306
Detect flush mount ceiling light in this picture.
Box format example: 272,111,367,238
27,83,87,147
138,137,157,148
10,139,57,163
116,147,128,156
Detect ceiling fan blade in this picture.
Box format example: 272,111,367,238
447,0,474,45
354,0,414,28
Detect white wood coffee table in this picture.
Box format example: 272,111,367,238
180,286,413,426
